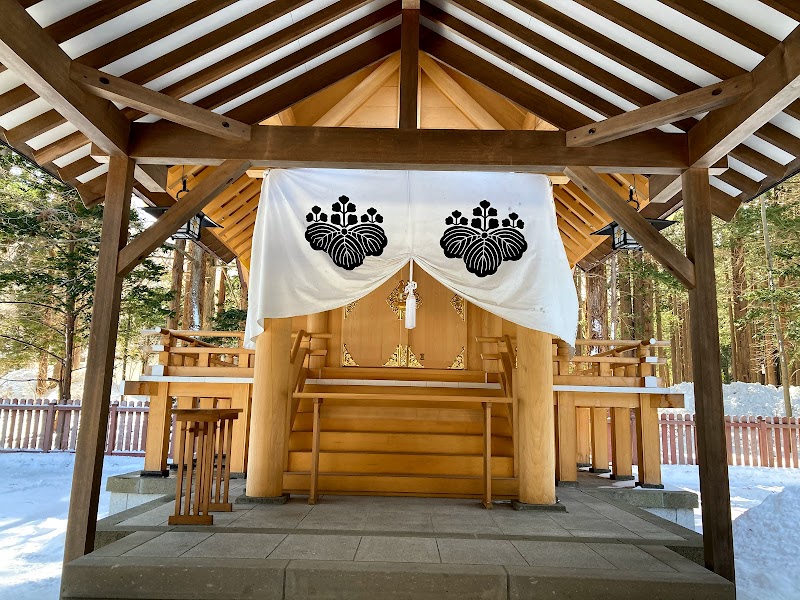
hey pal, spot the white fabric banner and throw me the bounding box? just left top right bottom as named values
left=246, top=168, right=578, bottom=346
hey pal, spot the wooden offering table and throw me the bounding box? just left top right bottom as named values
left=169, top=408, right=241, bottom=526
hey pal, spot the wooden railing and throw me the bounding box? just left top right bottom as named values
left=0, top=398, right=148, bottom=455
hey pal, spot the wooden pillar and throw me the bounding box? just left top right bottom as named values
left=228, top=383, right=251, bottom=475
left=63, top=156, right=135, bottom=563
left=610, top=408, right=634, bottom=480
left=576, top=408, right=591, bottom=466
left=683, top=167, right=735, bottom=581
left=516, top=327, right=556, bottom=505
left=556, top=392, right=577, bottom=485
left=245, top=318, right=292, bottom=499
left=634, top=396, right=662, bottom=487
left=398, top=2, right=419, bottom=129
left=142, top=382, right=171, bottom=475
left=590, top=408, right=610, bottom=473
left=307, top=312, right=329, bottom=370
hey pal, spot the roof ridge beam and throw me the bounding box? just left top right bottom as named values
left=0, top=0, right=129, bottom=157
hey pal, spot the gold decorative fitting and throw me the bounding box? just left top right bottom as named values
left=342, top=344, right=359, bottom=367
left=386, top=279, right=422, bottom=320
left=344, top=300, right=359, bottom=319
left=450, top=294, right=465, bottom=321
left=449, top=347, right=466, bottom=370
left=384, top=345, right=424, bottom=368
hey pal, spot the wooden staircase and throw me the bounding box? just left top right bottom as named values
left=282, top=367, right=519, bottom=499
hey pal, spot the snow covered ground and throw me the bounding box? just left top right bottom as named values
left=661, top=465, right=800, bottom=600
left=0, top=453, right=143, bottom=600
left=669, top=381, right=800, bottom=416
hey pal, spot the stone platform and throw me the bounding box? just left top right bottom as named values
left=62, top=479, right=731, bottom=600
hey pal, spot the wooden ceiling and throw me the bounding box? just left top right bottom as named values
left=1, top=0, right=799, bottom=270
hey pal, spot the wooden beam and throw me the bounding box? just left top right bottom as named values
left=0, top=0, right=129, bottom=156
left=689, top=25, right=800, bottom=168
left=126, top=122, right=689, bottom=173
left=45, top=0, right=149, bottom=44
left=399, top=7, right=420, bottom=129
left=63, top=156, right=135, bottom=563
left=135, top=164, right=168, bottom=193
left=568, top=76, right=752, bottom=147
left=71, top=64, right=251, bottom=142
left=682, top=168, right=735, bottom=581
left=419, top=54, right=502, bottom=129
left=564, top=166, right=696, bottom=288
left=314, top=55, right=401, bottom=127
left=648, top=174, right=683, bottom=204
left=117, top=160, right=250, bottom=277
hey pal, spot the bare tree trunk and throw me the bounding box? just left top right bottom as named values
left=167, top=239, right=186, bottom=330
left=202, top=254, right=216, bottom=329
left=188, top=242, right=205, bottom=330
left=586, top=263, right=607, bottom=354
left=216, top=267, right=227, bottom=315
left=36, top=351, right=49, bottom=397
left=609, top=254, right=618, bottom=339
left=681, top=298, right=692, bottom=381
left=730, top=239, right=751, bottom=382
left=618, top=253, right=634, bottom=340
left=574, top=270, right=584, bottom=354
left=236, top=259, right=248, bottom=310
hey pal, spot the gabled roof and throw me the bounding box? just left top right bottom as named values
left=1, top=0, right=798, bottom=269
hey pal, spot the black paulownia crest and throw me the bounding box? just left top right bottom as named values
left=440, top=199, right=527, bottom=277
left=305, top=195, right=388, bottom=270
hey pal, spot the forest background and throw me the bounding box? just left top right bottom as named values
left=0, top=145, right=797, bottom=405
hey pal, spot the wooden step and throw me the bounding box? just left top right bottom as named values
left=288, top=451, right=514, bottom=478
left=292, top=412, right=512, bottom=436
left=314, top=367, right=498, bottom=383
left=288, top=431, right=513, bottom=456
left=283, top=472, right=518, bottom=498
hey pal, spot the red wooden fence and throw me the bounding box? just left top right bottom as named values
left=3, top=399, right=799, bottom=468
left=0, top=398, right=148, bottom=455
left=659, top=413, right=800, bottom=468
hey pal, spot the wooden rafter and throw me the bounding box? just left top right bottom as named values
left=314, top=55, right=400, bottom=127
left=0, top=0, right=129, bottom=156
left=225, top=28, right=401, bottom=125
left=71, top=63, right=251, bottom=142
left=399, top=4, right=420, bottom=129
left=419, top=54, right=502, bottom=130
left=568, top=76, right=752, bottom=147
left=689, top=25, right=800, bottom=168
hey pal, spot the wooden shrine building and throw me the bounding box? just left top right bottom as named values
left=2, top=1, right=800, bottom=597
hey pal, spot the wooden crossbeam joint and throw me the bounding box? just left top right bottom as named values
left=564, top=166, right=696, bottom=289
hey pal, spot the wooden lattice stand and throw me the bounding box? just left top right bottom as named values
left=169, top=408, right=241, bottom=526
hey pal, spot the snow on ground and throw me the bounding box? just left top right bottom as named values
left=732, top=486, right=800, bottom=600
left=661, top=465, right=800, bottom=600
left=0, top=453, right=143, bottom=600
left=669, top=381, right=800, bottom=416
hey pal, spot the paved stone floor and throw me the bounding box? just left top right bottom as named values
left=63, top=483, right=733, bottom=599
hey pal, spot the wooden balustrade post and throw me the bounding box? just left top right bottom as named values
left=63, top=156, right=135, bottom=563
left=576, top=408, right=591, bottom=467
left=556, top=392, right=577, bottom=486
left=228, top=383, right=251, bottom=476
left=307, top=312, right=329, bottom=369
left=590, top=408, right=610, bottom=473
left=142, top=382, right=171, bottom=476
left=635, top=395, right=663, bottom=488
left=610, top=408, right=634, bottom=480
left=514, top=327, right=559, bottom=508
left=243, top=318, right=292, bottom=502
left=106, top=402, right=119, bottom=455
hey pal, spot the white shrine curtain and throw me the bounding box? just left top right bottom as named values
left=245, top=168, right=578, bottom=346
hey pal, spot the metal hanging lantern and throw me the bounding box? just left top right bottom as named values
left=591, top=185, right=675, bottom=251
left=142, top=176, right=221, bottom=241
